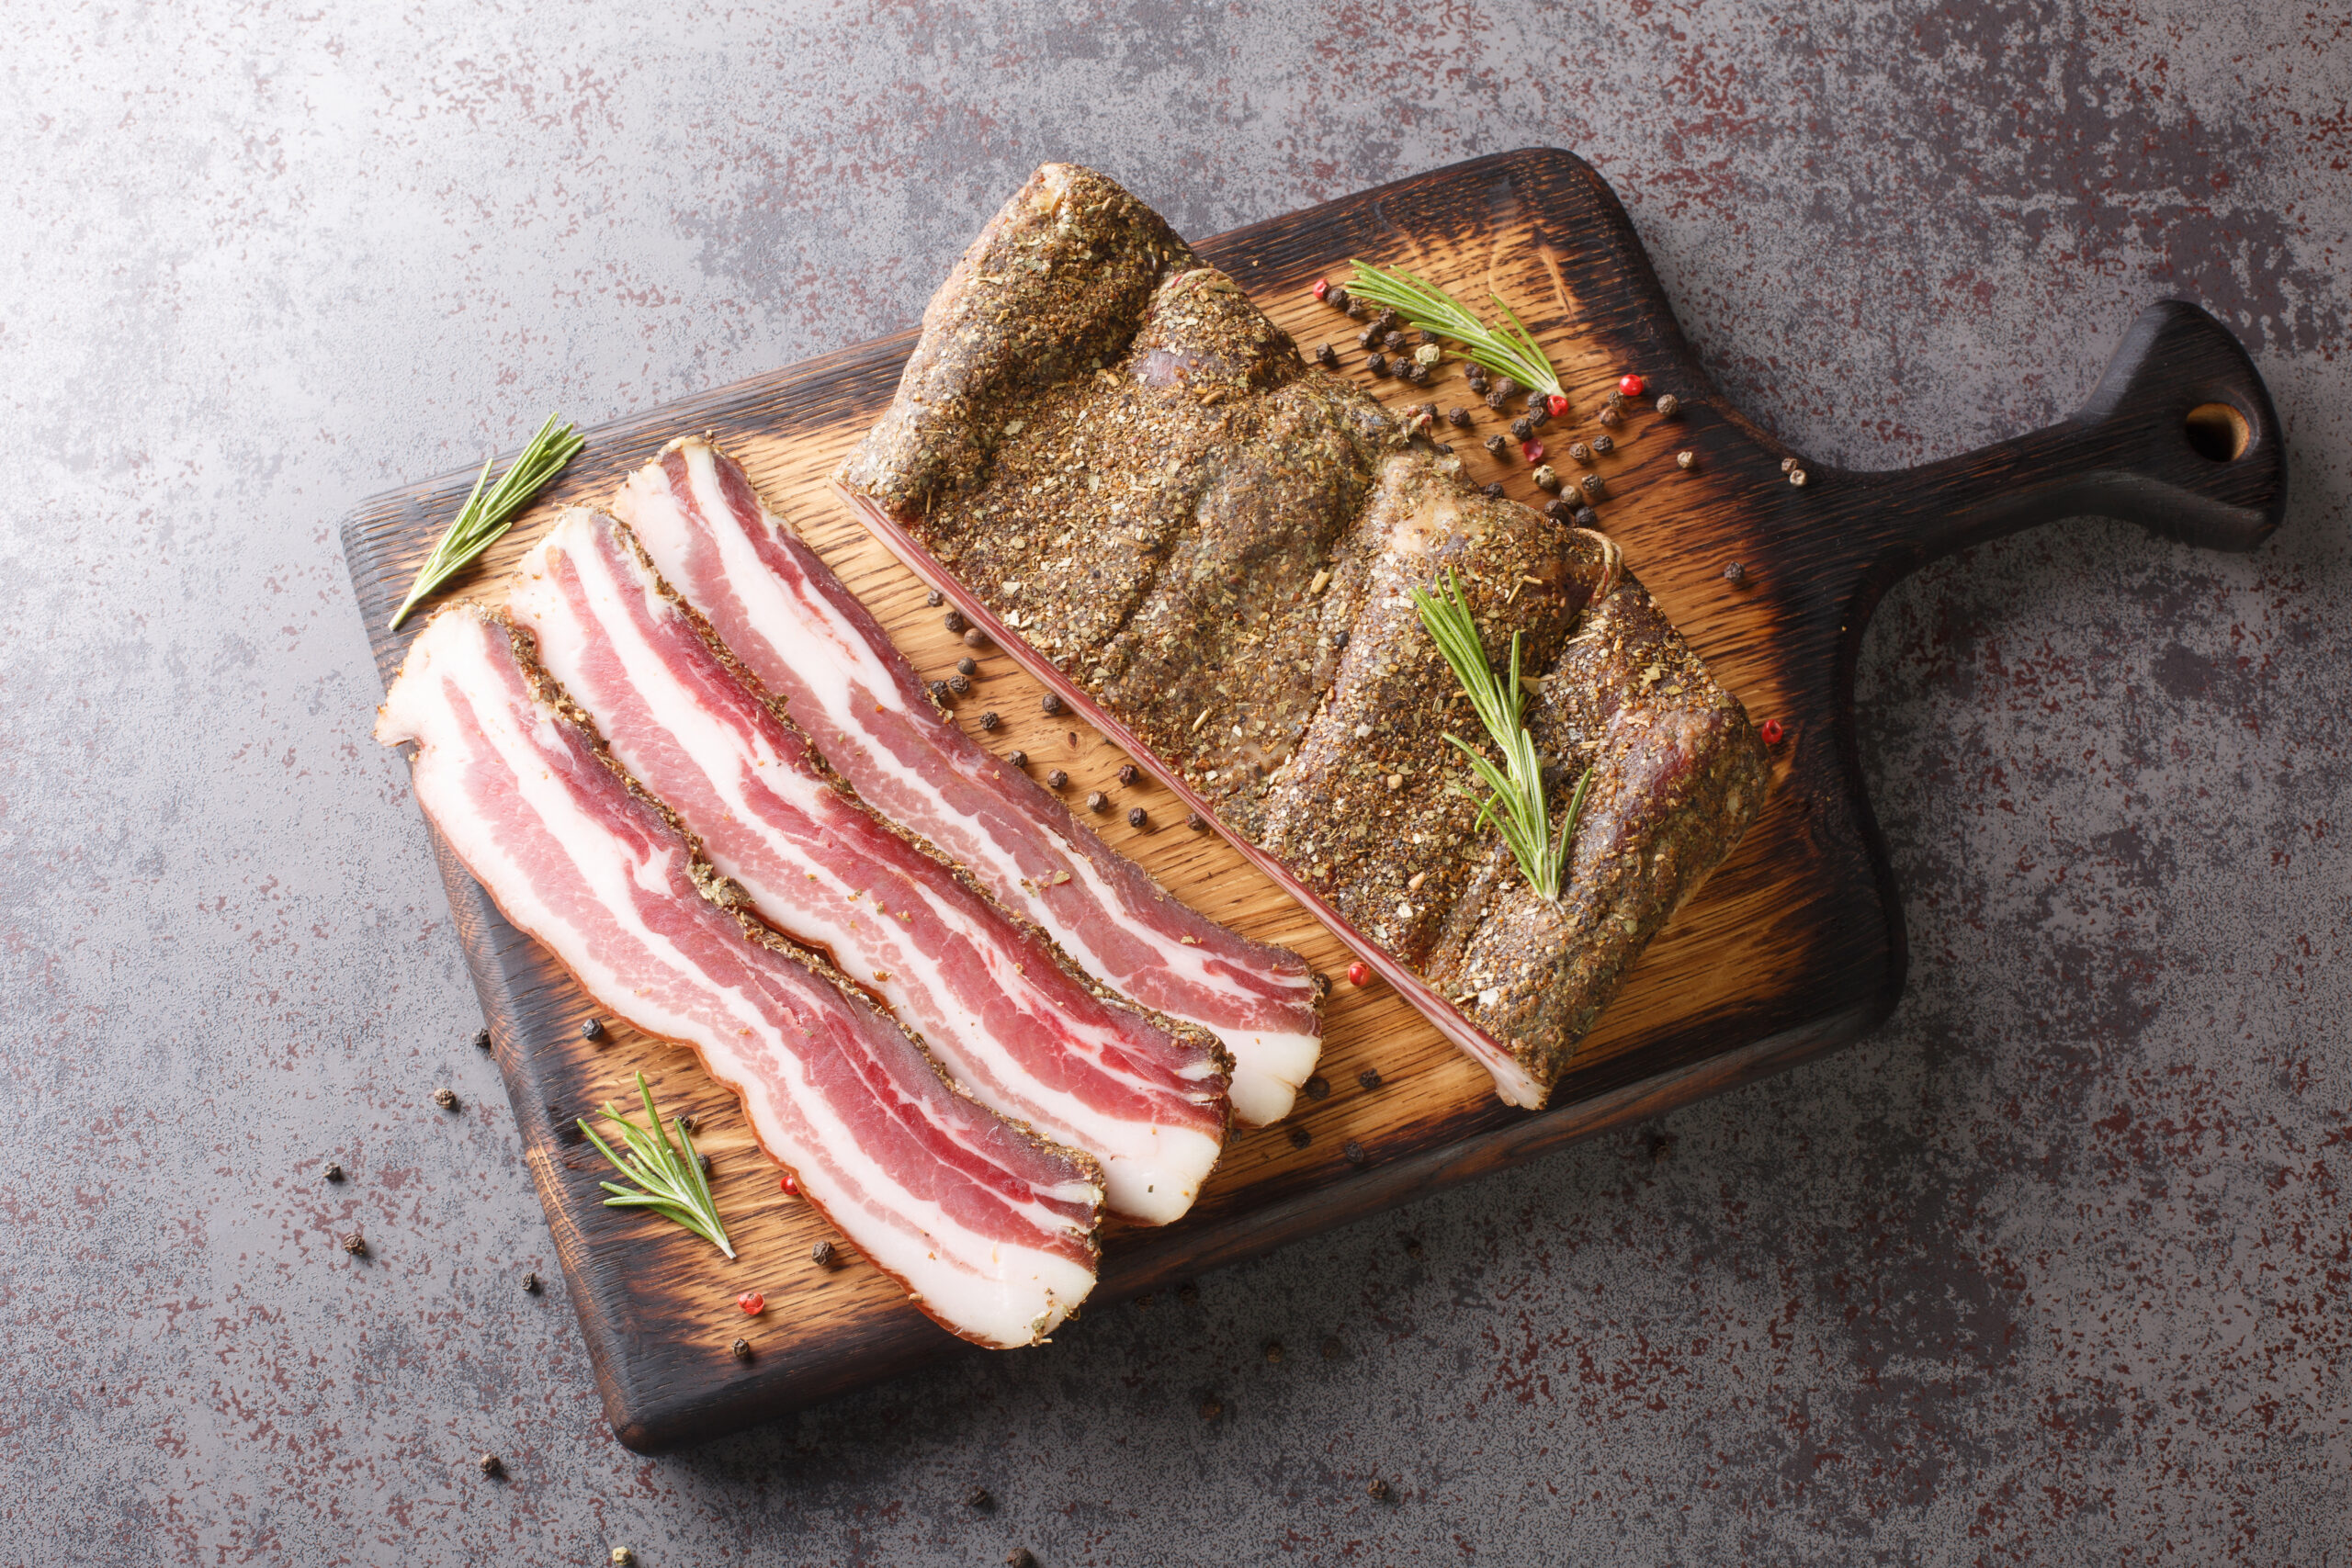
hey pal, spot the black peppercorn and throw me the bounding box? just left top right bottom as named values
left=966, top=1485, right=995, bottom=1511
left=1445, top=406, right=1471, bottom=428
left=1723, top=560, right=1747, bottom=585
left=581, top=1018, right=604, bottom=1041
left=924, top=589, right=943, bottom=607
left=1374, top=306, right=1399, bottom=333
left=1381, top=330, right=1406, bottom=354
left=1598, top=405, right=1623, bottom=428
left=1491, top=376, right=1520, bottom=402
left=1483, top=434, right=1508, bottom=457
left=1366, top=352, right=1388, bottom=377
left=1568, top=440, right=1592, bottom=465
left=1126, top=807, right=1148, bottom=829
left=1117, top=762, right=1139, bottom=787
left=1199, top=1396, right=1225, bottom=1421
left=1580, top=473, right=1606, bottom=499
left=1316, top=343, right=1339, bottom=367
left=1356, top=325, right=1380, bottom=349
left=479, top=1453, right=503, bottom=1478
left=1263, top=1339, right=1285, bottom=1364
left=730, top=1337, right=752, bottom=1361
left=1303, top=1074, right=1331, bottom=1100
left=1544, top=498, right=1574, bottom=523
left=1288, top=1126, right=1311, bottom=1149
left=956, top=656, right=976, bottom=677
left=1343, top=1141, right=1366, bottom=1166
left=1573, top=505, right=1600, bottom=529
left=343, top=1233, right=367, bottom=1257
left=947, top=673, right=970, bottom=695
left=1403, top=361, right=1428, bottom=385
left=522, top=1270, right=540, bottom=1293
left=696, top=1153, right=713, bottom=1178
left=1526, top=389, right=1550, bottom=417
left=1655, top=393, right=1681, bottom=418
left=1367, top=1477, right=1393, bottom=1502
left=1465, top=368, right=1488, bottom=391
left=1480, top=481, right=1505, bottom=499
left=928, top=679, right=952, bottom=705
left=322, top=1161, right=344, bottom=1182
left=1040, top=693, right=1064, bottom=716
left=1510, top=415, right=1533, bottom=442
left=1005, top=750, right=1027, bottom=769
left=1187, top=811, right=1206, bottom=830
left=1327, top=285, right=1350, bottom=311
left=1591, top=434, right=1614, bottom=456
left=471, top=1027, right=491, bottom=1052
left=943, top=610, right=967, bottom=633
left=1086, top=791, right=1108, bottom=813
left=811, top=1239, right=839, bottom=1269
left=1332, top=629, right=1349, bottom=649
left=1358, top=1067, right=1384, bottom=1090
left=978, top=710, right=1000, bottom=731
left=1046, top=768, right=1069, bottom=789
left=1484, top=386, right=1511, bottom=411
left=963, top=627, right=989, bottom=649
left=433, top=1087, right=458, bottom=1111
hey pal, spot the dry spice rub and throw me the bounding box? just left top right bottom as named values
left=839, top=164, right=1767, bottom=1107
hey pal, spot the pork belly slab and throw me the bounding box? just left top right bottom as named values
left=614, top=439, right=1324, bottom=1125
left=374, top=604, right=1101, bottom=1347
left=509, top=507, right=1229, bottom=1224
left=836, top=163, right=1769, bottom=1107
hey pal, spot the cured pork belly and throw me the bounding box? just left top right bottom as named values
left=615, top=439, right=1324, bottom=1125
left=836, top=164, right=1768, bottom=1108
left=374, top=604, right=1101, bottom=1347
left=509, top=507, right=1229, bottom=1224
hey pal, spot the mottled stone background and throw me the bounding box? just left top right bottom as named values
left=6, top=3, right=2346, bottom=1563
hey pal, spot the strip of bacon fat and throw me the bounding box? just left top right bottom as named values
left=614, top=439, right=1324, bottom=1123
left=374, top=604, right=1101, bottom=1347
left=510, top=509, right=1229, bottom=1223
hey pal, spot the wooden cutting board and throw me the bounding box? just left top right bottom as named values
left=339, top=149, right=2285, bottom=1452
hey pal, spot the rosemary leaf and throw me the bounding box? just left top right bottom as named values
left=388, top=412, right=584, bottom=630
left=1411, top=569, right=1590, bottom=900
left=1344, top=261, right=1563, bottom=397
left=578, top=1073, right=736, bottom=1259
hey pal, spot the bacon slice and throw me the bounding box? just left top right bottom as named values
left=374, top=604, right=1101, bottom=1348
left=508, top=508, right=1229, bottom=1224
left=613, top=439, right=1325, bottom=1124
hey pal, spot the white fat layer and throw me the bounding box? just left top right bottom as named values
left=620, top=445, right=1320, bottom=1124
left=377, top=612, right=1096, bottom=1343
left=513, top=515, right=1221, bottom=1223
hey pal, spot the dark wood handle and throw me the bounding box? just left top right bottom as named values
left=1850, top=300, right=2287, bottom=592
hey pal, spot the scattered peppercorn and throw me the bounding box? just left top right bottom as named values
left=947, top=673, right=970, bottom=695
left=1126, top=807, right=1148, bottom=829
left=1115, top=762, right=1138, bottom=787
left=1358, top=1067, right=1384, bottom=1090
left=611, top=1551, right=635, bottom=1568
left=1544, top=498, right=1573, bottom=523
left=924, top=590, right=943, bottom=608
left=1490, top=375, right=1521, bottom=402
left=1524, top=389, right=1549, bottom=419
left=1572, top=506, right=1599, bottom=529
left=1367, top=1477, right=1394, bottom=1502
left=1445, top=406, right=1472, bottom=429
left=1346, top=960, right=1371, bottom=986
left=1403, top=361, right=1429, bottom=385
left=1343, top=1141, right=1367, bottom=1166
left=343, top=1233, right=367, bottom=1257
left=1723, top=560, right=1747, bottom=585
left=1044, top=770, right=1069, bottom=792
left=1532, top=465, right=1561, bottom=494
left=581, top=1018, right=605, bottom=1041
left=967, top=1485, right=995, bottom=1511
left=1677, top=449, right=1696, bottom=470
left=1199, top=1397, right=1224, bottom=1421
left=1523, top=438, right=1545, bottom=462
left=811, top=1239, right=840, bottom=1269
left=928, top=679, right=952, bottom=705
left=1598, top=405, right=1623, bottom=428
left=1481, top=481, right=1505, bottom=499
left=1546, top=392, right=1571, bottom=418
left=1619, top=372, right=1646, bottom=398
left=1356, top=325, right=1380, bottom=349
left=1006, top=750, right=1027, bottom=769
left=1761, top=719, right=1786, bottom=745
left=1321, top=1336, right=1346, bottom=1360
left=1789, top=468, right=1809, bottom=487
left=963, top=627, right=989, bottom=649
left=1655, top=393, right=1680, bottom=418
left=1380, top=330, right=1405, bottom=355
left=779, top=1171, right=799, bottom=1196
left=1568, top=441, right=1592, bottom=465
left=730, top=1337, right=752, bottom=1361
left=1366, top=352, right=1388, bottom=377
left=1329, top=285, right=1351, bottom=312
left=1510, top=415, right=1533, bottom=443
left=943, top=610, right=967, bottom=633
left=479, top=1453, right=503, bottom=1478
left=1086, top=791, right=1109, bottom=813
left=322, top=1161, right=344, bottom=1182
left=978, top=710, right=1001, bottom=731
left=1591, top=434, right=1614, bottom=456
left=1332, top=629, right=1350, bottom=649
left=1288, top=1126, right=1311, bottom=1150
left=1186, top=811, right=1206, bottom=830
left=1483, top=434, right=1508, bottom=457
left=738, top=1291, right=765, bottom=1316
left=1402, top=1235, right=1424, bottom=1258
left=1374, top=307, right=1399, bottom=333
left=522, top=1270, right=540, bottom=1293
left=1580, top=473, right=1606, bottom=498
left=1263, top=1339, right=1285, bottom=1365
left=471, top=1027, right=492, bottom=1052
left=1781, top=456, right=1800, bottom=473
left=1315, top=343, right=1340, bottom=368
left=1606, top=388, right=1627, bottom=411
left=1311, top=277, right=1329, bottom=301
left=433, top=1087, right=458, bottom=1111
left=1304, top=1074, right=1330, bottom=1100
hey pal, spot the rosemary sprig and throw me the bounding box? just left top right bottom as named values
left=1411, top=569, right=1590, bottom=901
left=1345, top=260, right=1562, bottom=398
left=577, top=1072, right=736, bottom=1259
left=387, top=412, right=585, bottom=630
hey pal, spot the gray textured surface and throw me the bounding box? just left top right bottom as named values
left=6, top=3, right=2346, bottom=1562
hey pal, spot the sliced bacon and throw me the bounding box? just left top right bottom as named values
left=508, top=508, right=1230, bottom=1224
left=374, top=604, right=1101, bottom=1348
left=613, top=439, right=1325, bottom=1124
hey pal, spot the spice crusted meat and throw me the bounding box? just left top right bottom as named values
left=838, top=164, right=1767, bottom=1106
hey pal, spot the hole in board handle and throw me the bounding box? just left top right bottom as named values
left=2184, top=402, right=2251, bottom=463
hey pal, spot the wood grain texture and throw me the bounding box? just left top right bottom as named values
left=338, top=149, right=2285, bottom=1452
